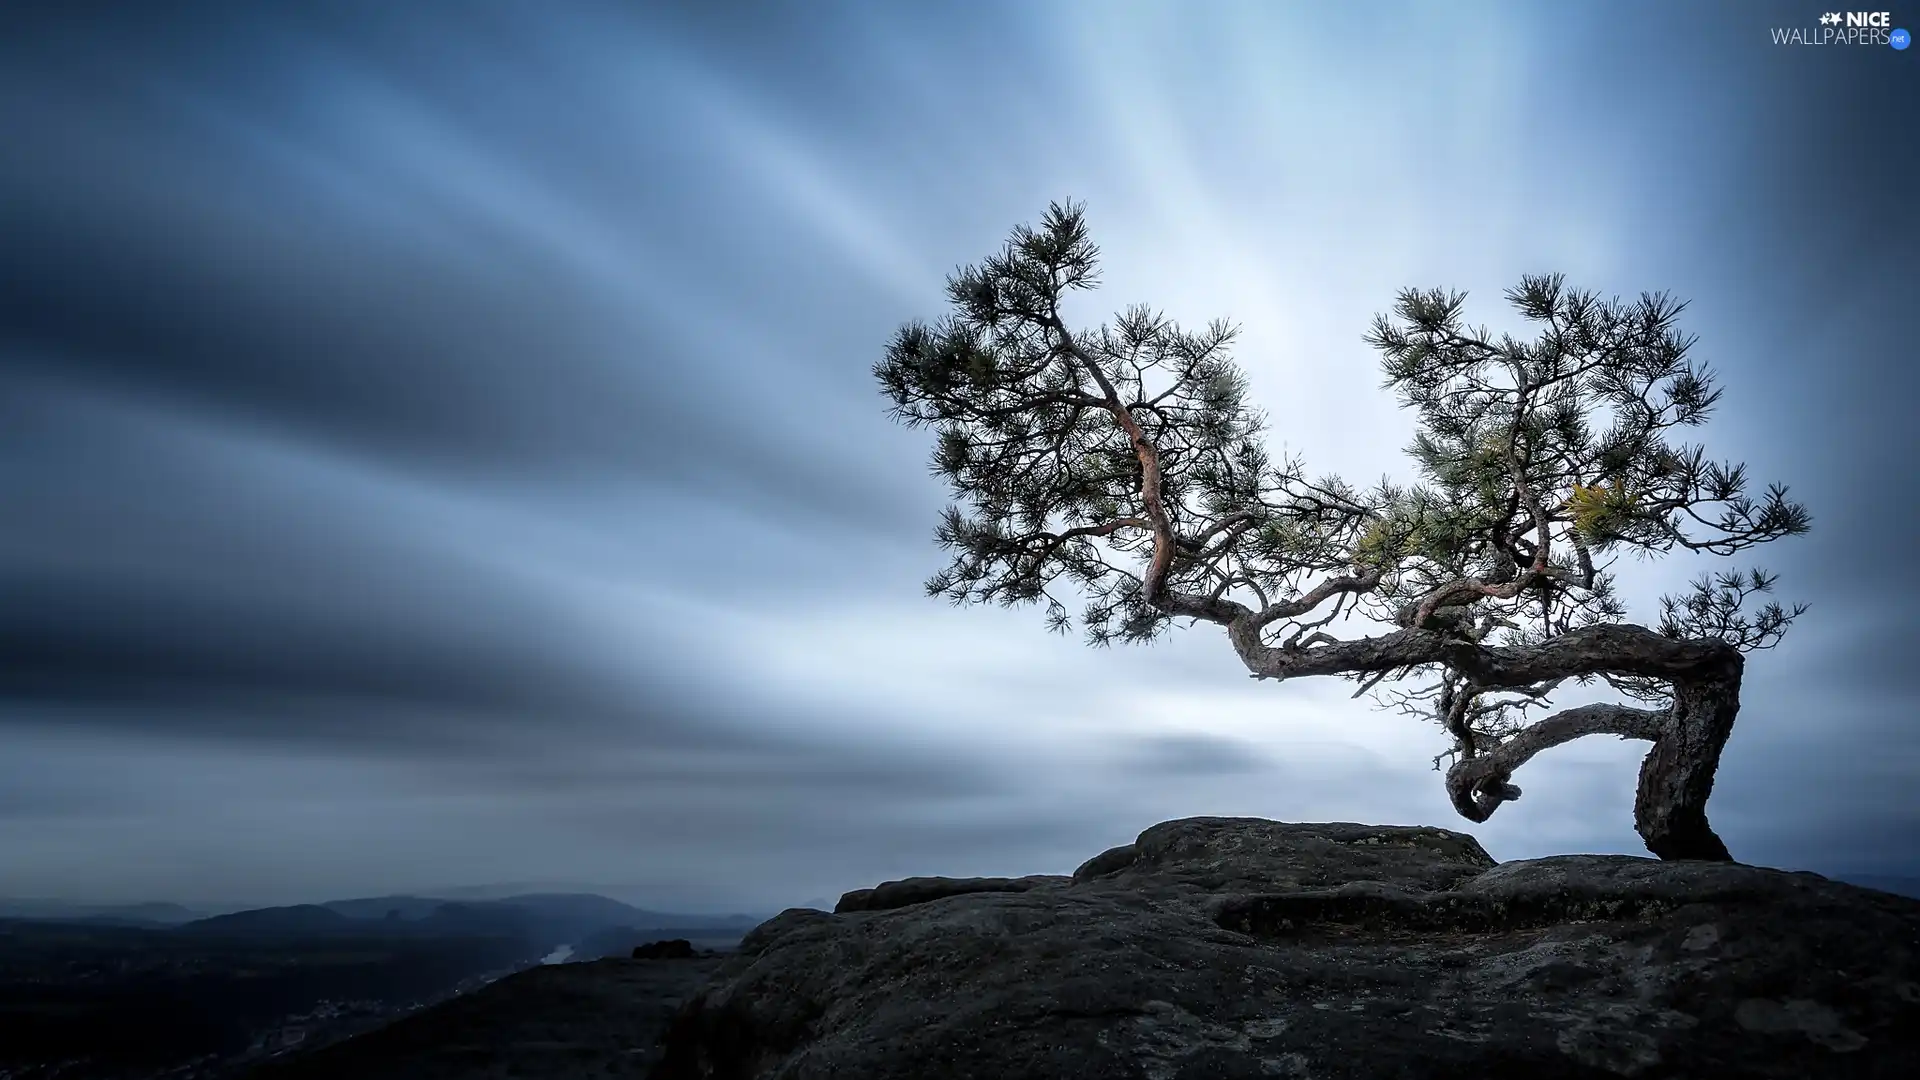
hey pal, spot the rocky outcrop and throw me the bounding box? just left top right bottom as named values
left=834, top=875, right=1071, bottom=914
left=651, top=817, right=1920, bottom=1079
left=633, top=938, right=700, bottom=960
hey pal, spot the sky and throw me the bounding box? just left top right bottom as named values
left=2, top=0, right=1914, bottom=913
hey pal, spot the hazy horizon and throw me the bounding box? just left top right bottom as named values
left=3, top=0, right=1914, bottom=911
left=0, top=883, right=794, bottom=918
left=8, top=861, right=1920, bottom=919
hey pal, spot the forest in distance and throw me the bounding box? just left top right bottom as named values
left=0, top=892, right=755, bottom=1080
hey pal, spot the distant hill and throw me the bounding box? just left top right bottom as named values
left=487, top=893, right=760, bottom=933
left=321, top=895, right=451, bottom=921
left=3, top=892, right=766, bottom=948
left=178, top=901, right=536, bottom=941
left=1832, top=873, right=1920, bottom=899
left=487, top=892, right=659, bottom=932
left=420, top=882, right=772, bottom=920
left=321, top=892, right=761, bottom=934
left=0, top=900, right=209, bottom=925
left=178, top=904, right=357, bottom=937
left=176, top=893, right=758, bottom=949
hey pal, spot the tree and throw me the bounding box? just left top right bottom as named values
left=876, top=201, right=1812, bottom=862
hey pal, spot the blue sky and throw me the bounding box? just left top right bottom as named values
left=1, top=0, right=1913, bottom=911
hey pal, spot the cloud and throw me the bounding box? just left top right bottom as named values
left=1116, top=733, right=1273, bottom=778
left=0, top=0, right=1913, bottom=907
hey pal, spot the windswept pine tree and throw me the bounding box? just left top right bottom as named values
left=877, top=202, right=1811, bottom=862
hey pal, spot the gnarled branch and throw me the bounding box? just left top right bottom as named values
left=1445, top=702, right=1668, bottom=821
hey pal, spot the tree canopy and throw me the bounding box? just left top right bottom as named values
left=876, top=201, right=1810, bottom=861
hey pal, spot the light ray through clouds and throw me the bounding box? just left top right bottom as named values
left=1, top=0, right=1913, bottom=909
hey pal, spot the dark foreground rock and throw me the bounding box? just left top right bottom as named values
left=653, top=818, right=1920, bottom=1079
left=247, top=956, right=722, bottom=1079
left=634, top=938, right=701, bottom=960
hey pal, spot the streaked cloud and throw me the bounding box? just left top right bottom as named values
left=1, top=0, right=1911, bottom=908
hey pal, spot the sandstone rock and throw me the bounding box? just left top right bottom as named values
left=835, top=875, right=1072, bottom=914
left=652, top=817, right=1920, bottom=1079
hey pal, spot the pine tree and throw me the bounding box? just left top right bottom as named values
left=877, top=202, right=1810, bottom=861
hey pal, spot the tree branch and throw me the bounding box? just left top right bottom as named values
left=1445, top=701, right=1669, bottom=821
left=1042, top=308, right=1251, bottom=627
left=1230, top=620, right=1739, bottom=688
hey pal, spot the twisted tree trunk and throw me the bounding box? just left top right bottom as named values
left=1432, top=644, right=1744, bottom=862
left=1634, top=658, right=1742, bottom=861
left=1224, top=614, right=1750, bottom=862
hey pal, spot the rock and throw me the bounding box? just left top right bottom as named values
left=632, top=938, right=698, bottom=960
left=1072, top=842, right=1139, bottom=881
left=651, top=817, right=1920, bottom=1079
left=835, top=875, right=1072, bottom=914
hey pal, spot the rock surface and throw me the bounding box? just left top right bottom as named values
left=834, top=875, right=1072, bottom=914
left=652, top=817, right=1920, bottom=1079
